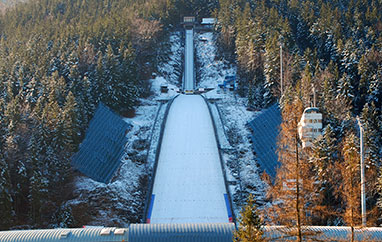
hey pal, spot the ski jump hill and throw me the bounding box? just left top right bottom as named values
left=146, top=26, right=233, bottom=224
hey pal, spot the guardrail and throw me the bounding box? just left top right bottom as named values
left=214, top=102, right=232, bottom=148
left=143, top=94, right=179, bottom=222
left=200, top=95, right=236, bottom=225
left=144, top=102, right=163, bottom=165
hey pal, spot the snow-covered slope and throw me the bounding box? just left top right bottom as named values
left=195, top=31, right=266, bottom=213
left=150, top=95, right=230, bottom=223
left=184, top=29, right=195, bottom=91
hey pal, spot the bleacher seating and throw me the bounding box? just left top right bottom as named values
left=248, top=104, right=281, bottom=178
left=72, top=102, right=131, bottom=183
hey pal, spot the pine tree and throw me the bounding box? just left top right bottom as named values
left=361, top=102, right=382, bottom=168
left=28, top=129, right=49, bottom=227
left=29, top=165, right=49, bottom=227
left=234, top=195, right=264, bottom=242
left=12, top=157, right=30, bottom=225
left=321, top=62, right=339, bottom=124
left=338, top=132, right=362, bottom=241
left=56, top=204, right=75, bottom=228
left=215, top=0, right=238, bottom=53
left=4, top=94, right=22, bottom=133
left=62, top=91, right=80, bottom=153
left=367, top=73, right=382, bottom=109
left=337, top=73, right=355, bottom=111
left=264, top=34, right=280, bottom=102
left=360, top=102, right=382, bottom=224
left=298, top=64, right=313, bottom=107
left=0, top=153, right=13, bottom=230
left=310, top=124, right=340, bottom=225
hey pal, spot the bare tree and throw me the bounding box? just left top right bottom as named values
left=267, top=96, right=319, bottom=242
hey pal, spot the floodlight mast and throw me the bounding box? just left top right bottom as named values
left=280, top=39, right=283, bottom=96
left=357, top=116, right=366, bottom=227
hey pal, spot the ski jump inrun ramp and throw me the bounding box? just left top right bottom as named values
left=146, top=28, right=233, bottom=224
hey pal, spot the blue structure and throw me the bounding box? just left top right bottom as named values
left=248, top=104, right=281, bottom=178
left=218, top=75, right=236, bottom=90
left=72, top=103, right=131, bottom=183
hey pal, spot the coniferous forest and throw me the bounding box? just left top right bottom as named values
left=213, top=0, right=382, bottom=229
left=0, top=0, right=216, bottom=229
left=1, top=0, right=382, bottom=232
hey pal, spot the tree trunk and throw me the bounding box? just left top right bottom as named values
left=351, top=225, right=354, bottom=242
left=296, top=128, right=302, bottom=242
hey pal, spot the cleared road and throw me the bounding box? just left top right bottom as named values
left=149, top=95, right=230, bottom=223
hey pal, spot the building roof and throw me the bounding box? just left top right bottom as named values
left=264, top=226, right=382, bottom=241
left=201, top=18, right=216, bottom=24
left=0, top=227, right=128, bottom=242
left=303, top=107, right=320, bottom=113
left=2, top=225, right=382, bottom=241
left=129, top=223, right=235, bottom=242
left=0, top=224, right=235, bottom=242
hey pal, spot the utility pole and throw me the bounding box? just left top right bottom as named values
left=280, top=42, right=283, bottom=96
left=357, top=117, right=366, bottom=227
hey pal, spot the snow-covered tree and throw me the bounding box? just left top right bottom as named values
left=310, top=124, right=340, bottom=225
left=264, top=34, right=280, bottom=102
left=338, top=132, right=362, bottom=239
left=28, top=129, right=49, bottom=227
left=0, top=153, right=13, bottom=230
left=62, top=91, right=80, bottom=153
left=361, top=102, right=382, bottom=168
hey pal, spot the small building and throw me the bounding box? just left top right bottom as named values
left=183, top=16, right=196, bottom=28
left=160, top=85, right=168, bottom=93
left=298, top=107, right=323, bottom=148
left=183, top=16, right=195, bottom=23
left=201, top=18, right=216, bottom=25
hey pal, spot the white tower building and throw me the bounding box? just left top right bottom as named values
left=298, top=107, right=323, bottom=148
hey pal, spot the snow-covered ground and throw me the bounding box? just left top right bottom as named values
left=195, top=31, right=266, bottom=214
left=66, top=97, right=159, bottom=227
left=157, top=31, right=183, bottom=86
left=66, top=32, right=184, bottom=227
left=150, top=95, right=230, bottom=223
left=195, top=32, right=236, bottom=90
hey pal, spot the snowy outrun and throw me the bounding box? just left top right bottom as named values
left=150, top=95, right=229, bottom=223
left=149, top=27, right=230, bottom=223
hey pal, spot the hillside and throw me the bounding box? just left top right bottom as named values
left=0, top=0, right=381, bottom=234
left=213, top=0, right=382, bottom=227
left=0, top=0, right=214, bottom=229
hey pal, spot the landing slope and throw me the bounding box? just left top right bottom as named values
left=150, top=95, right=229, bottom=223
